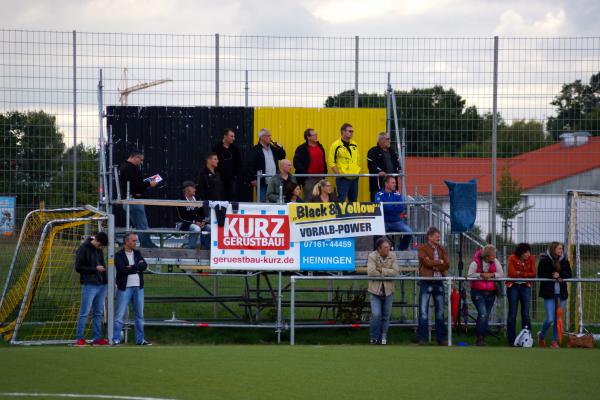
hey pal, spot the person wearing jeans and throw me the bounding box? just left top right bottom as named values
left=119, top=150, right=158, bottom=248
left=113, top=232, right=151, bottom=346
left=367, top=238, right=400, bottom=345
left=537, top=242, right=572, bottom=348
left=468, top=245, right=504, bottom=346
left=74, top=232, right=109, bottom=346
left=329, top=123, right=360, bottom=202
left=506, top=243, right=536, bottom=346
left=375, top=175, right=413, bottom=251
left=177, top=181, right=210, bottom=249
left=417, top=227, right=450, bottom=345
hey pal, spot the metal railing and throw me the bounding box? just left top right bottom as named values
left=289, top=275, right=600, bottom=346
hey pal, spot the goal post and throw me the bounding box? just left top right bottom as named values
left=565, top=190, right=600, bottom=332
left=0, top=208, right=107, bottom=344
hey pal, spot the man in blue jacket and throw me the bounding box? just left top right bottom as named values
left=375, top=175, right=413, bottom=250
left=112, top=232, right=151, bottom=345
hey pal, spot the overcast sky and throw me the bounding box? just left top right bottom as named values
left=2, top=0, right=599, bottom=36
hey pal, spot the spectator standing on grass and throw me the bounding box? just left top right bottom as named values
left=506, top=242, right=536, bottom=346
left=197, top=153, right=226, bottom=201
left=367, top=237, right=400, bottom=345
left=249, top=128, right=286, bottom=202
left=119, top=150, right=158, bottom=248
left=468, top=244, right=505, bottom=346
left=176, top=181, right=210, bottom=250
left=112, top=232, right=151, bottom=346
left=309, top=179, right=339, bottom=203
left=284, top=182, right=304, bottom=203
left=74, top=232, right=109, bottom=346
left=212, top=128, right=242, bottom=201
left=375, top=175, right=412, bottom=251
left=367, top=132, right=401, bottom=201
left=416, top=227, right=450, bottom=345
left=537, top=241, right=572, bottom=349
left=293, top=128, right=327, bottom=197
left=328, top=123, right=360, bottom=202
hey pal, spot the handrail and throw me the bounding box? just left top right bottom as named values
left=288, top=275, right=600, bottom=346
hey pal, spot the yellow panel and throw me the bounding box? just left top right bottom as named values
left=254, top=108, right=387, bottom=202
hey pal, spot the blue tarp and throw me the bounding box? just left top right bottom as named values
left=445, top=179, right=477, bottom=233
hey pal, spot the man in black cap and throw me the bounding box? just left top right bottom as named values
left=74, top=231, right=109, bottom=346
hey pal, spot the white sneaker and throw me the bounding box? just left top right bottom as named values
left=381, top=338, right=387, bottom=345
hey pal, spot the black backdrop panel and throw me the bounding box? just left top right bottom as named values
left=107, top=106, right=254, bottom=228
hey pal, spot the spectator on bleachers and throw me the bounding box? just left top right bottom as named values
left=309, top=179, right=338, bottom=203
left=197, top=153, right=225, bottom=201
left=328, top=123, right=360, bottom=202
left=249, top=128, right=286, bottom=202
left=284, top=182, right=304, bottom=203
left=367, top=237, right=400, bottom=345
left=119, top=150, right=158, bottom=248
left=367, top=132, right=401, bottom=201
left=375, top=175, right=412, bottom=251
left=266, top=159, right=296, bottom=203
left=537, top=242, right=572, bottom=348
left=468, top=244, right=504, bottom=346
left=417, top=227, right=449, bottom=345
left=212, top=128, right=242, bottom=201
left=506, top=242, right=536, bottom=346
left=176, top=181, right=209, bottom=250
left=293, top=128, right=327, bottom=197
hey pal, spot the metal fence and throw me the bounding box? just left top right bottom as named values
left=2, top=31, right=600, bottom=247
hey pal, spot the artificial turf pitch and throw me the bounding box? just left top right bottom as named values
left=0, top=345, right=599, bottom=399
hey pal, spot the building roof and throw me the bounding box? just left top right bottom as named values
left=405, top=137, right=600, bottom=196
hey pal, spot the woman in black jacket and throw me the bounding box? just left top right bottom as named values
left=537, top=241, right=572, bottom=348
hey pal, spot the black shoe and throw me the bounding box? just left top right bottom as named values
left=369, top=339, right=379, bottom=345
left=137, top=340, right=153, bottom=346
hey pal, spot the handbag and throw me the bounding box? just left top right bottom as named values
left=566, top=330, right=594, bottom=348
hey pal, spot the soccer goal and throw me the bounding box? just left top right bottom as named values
left=565, top=190, right=600, bottom=332
left=0, top=207, right=107, bottom=344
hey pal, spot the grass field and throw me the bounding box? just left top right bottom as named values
left=1, top=345, right=599, bottom=400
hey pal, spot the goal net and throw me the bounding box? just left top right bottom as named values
left=565, top=190, right=600, bottom=332
left=0, top=207, right=106, bottom=344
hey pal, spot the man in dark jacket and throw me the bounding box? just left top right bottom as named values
left=112, top=232, right=151, bottom=346
left=249, top=128, right=286, bottom=202
left=293, top=128, right=327, bottom=197
left=212, top=128, right=242, bottom=201
left=197, top=153, right=226, bottom=201
left=74, top=231, right=109, bottom=346
left=119, top=150, right=158, bottom=248
left=367, top=132, right=401, bottom=201
left=176, top=181, right=210, bottom=249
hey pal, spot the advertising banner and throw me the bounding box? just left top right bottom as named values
left=0, top=196, right=16, bottom=236
left=288, top=202, right=385, bottom=242
left=210, top=203, right=299, bottom=270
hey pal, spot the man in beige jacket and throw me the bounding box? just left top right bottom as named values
left=367, top=237, right=400, bottom=344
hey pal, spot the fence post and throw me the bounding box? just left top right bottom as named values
left=490, top=36, right=499, bottom=246
left=244, top=70, right=249, bottom=107
left=354, top=36, right=359, bottom=108
left=107, top=213, right=115, bottom=343
left=447, top=277, right=453, bottom=346
left=290, top=276, right=296, bottom=345
left=72, top=30, right=77, bottom=207
left=215, top=33, right=220, bottom=107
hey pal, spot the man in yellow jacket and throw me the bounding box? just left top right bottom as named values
left=328, top=123, right=361, bottom=202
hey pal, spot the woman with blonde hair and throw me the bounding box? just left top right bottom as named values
left=309, top=179, right=338, bottom=202
left=537, top=241, right=572, bottom=348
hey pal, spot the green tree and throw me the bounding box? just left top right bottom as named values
left=0, top=111, right=65, bottom=220
left=547, top=72, right=600, bottom=139
left=50, top=144, right=99, bottom=207
left=497, top=168, right=532, bottom=243
left=325, top=86, right=483, bottom=156
left=498, top=120, right=548, bottom=157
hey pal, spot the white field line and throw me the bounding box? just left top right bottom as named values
left=0, top=394, right=178, bottom=400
